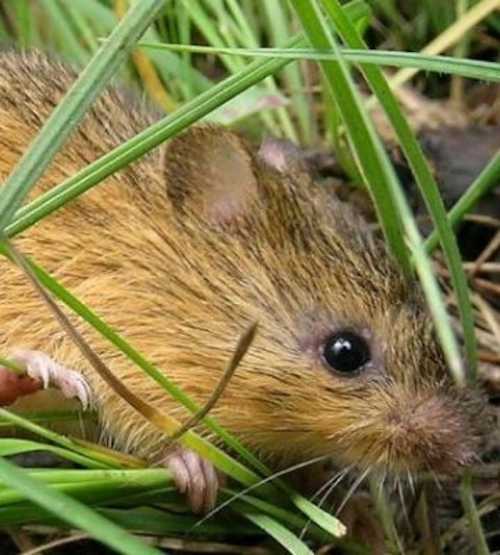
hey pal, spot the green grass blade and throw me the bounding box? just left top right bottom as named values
left=425, top=152, right=500, bottom=254
left=290, top=0, right=411, bottom=273
left=137, top=44, right=500, bottom=82
left=7, top=0, right=368, bottom=238
left=242, top=511, right=314, bottom=555
left=320, top=0, right=473, bottom=380
left=0, top=0, right=167, bottom=232
left=0, top=457, right=163, bottom=555
left=0, top=438, right=107, bottom=469
left=460, top=471, right=490, bottom=555
left=0, top=408, right=117, bottom=469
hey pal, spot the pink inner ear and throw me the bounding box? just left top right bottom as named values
left=164, top=125, right=260, bottom=225
left=201, top=143, right=258, bottom=225
left=258, top=137, right=303, bottom=173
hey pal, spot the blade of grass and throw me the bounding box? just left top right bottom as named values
left=7, top=0, right=368, bottom=238
left=138, top=43, right=500, bottom=82
left=0, top=408, right=120, bottom=469
left=0, top=0, right=167, bottom=232
left=0, top=457, right=163, bottom=555
left=40, top=0, right=90, bottom=66
left=425, top=152, right=500, bottom=254
left=115, top=0, right=177, bottom=112
left=0, top=438, right=106, bottom=468
left=261, top=2, right=313, bottom=142
left=242, top=511, right=314, bottom=555
left=321, top=0, right=474, bottom=379
left=290, top=0, right=411, bottom=272
left=381, top=0, right=500, bottom=96
left=460, top=471, right=490, bottom=555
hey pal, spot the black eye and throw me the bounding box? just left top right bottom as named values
left=323, top=331, right=370, bottom=375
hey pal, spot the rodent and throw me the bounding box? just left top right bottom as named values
left=0, top=50, right=486, bottom=513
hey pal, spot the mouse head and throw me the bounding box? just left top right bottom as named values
left=162, top=125, right=486, bottom=478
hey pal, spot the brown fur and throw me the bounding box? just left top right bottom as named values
left=0, top=50, right=484, bottom=475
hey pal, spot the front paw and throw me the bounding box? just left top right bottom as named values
left=163, top=448, right=220, bottom=514
left=7, top=349, right=92, bottom=409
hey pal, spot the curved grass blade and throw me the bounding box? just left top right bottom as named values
left=241, top=511, right=314, bottom=555
left=425, top=152, right=500, bottom=254
left=138, top=43, right=500, bottom=83
left=0, top=438, right=107, bottom=469
left=290, top=0, right=411, bottom=274
left=0, top=0, right=166, bottom=232
left=320, top=0, right=474, bottom=379
left=0, top=408, right=135, bottom=469
left=7, top=0, right=368, bottom=238
left=0, top=457, right=163, bottom=555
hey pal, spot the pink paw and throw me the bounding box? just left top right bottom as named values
left=164, top=448, right=220, bottom=514
left=10, top=349, right=92, bottom=409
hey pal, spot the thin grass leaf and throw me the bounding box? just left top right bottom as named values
left=460, top=471, right=490, bottom=555
left=40, top=0, right=90, bottom=65
left=0, top=457, right=163, bottom=555
left=0, top=0, right=167, bottom=232
left=383, top=0, right=500, bottom=96
left=0, top=408, right=120, bottom=469
left=7, top=0, right=368, bottom=238
left=290, top=0, right=411, bottom=271
left=241, top=511, right=315, bottom=555
left=138, top=43, right=500, bottom=82
left=0, top=409, right=93, bottom=427
left=0, top=438, right=108, bottom=469
left=425, top=152, right=500, bottom=254
left=320, top=0, right=474, bottom=379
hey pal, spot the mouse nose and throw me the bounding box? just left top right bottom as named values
left=384, top=395, right=479, bottom=475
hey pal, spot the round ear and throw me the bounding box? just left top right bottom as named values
left=257, top=136, right=308, bottom=174
left=164, top=125, right=260, bottom=225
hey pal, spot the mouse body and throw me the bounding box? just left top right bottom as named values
left=0, top=50, right=484, bottom=513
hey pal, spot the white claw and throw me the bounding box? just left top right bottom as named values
left=11, top=349, right=92, bottom=409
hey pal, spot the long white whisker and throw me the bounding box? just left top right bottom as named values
left=309, top=464, right=354, bottom=504
left=192, top=454, right=328, bottom=530
left=299, top=464, right=353, bottom=540
left=336, top=466, right=370, bottom=516
left=430, top=470, right=443, bottom=492
left=407, top=469, right=416, bottom=496
left=398, top=476, right=410, bottom=527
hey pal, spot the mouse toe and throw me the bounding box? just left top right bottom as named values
left=163, top=447, right=220, bottom=514
left=10, top=349, right=92, bottom=409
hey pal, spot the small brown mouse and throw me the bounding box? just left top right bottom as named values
left=0, top=50, right=486, bottom=515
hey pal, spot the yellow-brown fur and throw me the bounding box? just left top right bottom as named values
left=0, top=50, right=484, bottom=476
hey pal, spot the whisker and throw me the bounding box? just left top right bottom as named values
left=309, top=464, right=354, bottom=504
left=397, top=476, right=410, bottom=528
left=430, top=470, right=443, bottom=492
left=336, top=466, right=371, bottom=516
left=299, top=464, right=353, bottom=540
left=192, top=454, right=328, bottom=530
left=407, top=469, right=416, bottom=496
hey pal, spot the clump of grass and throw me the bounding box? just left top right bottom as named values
left=0, top=1, right=498, bottom=553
